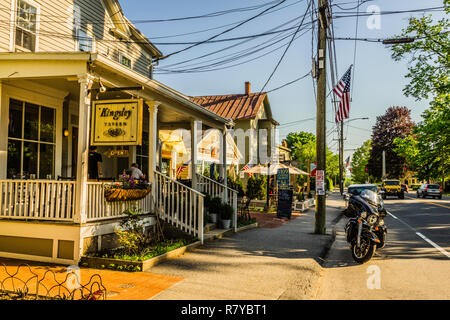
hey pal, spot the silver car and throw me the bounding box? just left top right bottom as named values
left=417, top=184, right=443, bottom=199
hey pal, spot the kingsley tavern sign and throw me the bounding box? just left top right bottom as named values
left=91, top=99, right=143, bottom=146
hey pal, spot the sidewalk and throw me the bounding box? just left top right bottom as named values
left=148, top=192, right=345, bottom=300
left=0, top=192, right=345, bottom=300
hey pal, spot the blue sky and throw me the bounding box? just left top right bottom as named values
left=120, top=0, right=445, bottom=161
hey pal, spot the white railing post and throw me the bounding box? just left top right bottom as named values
left=233, top=191, right=238, bottom=232
left=198, top=195, right=204, bottom=244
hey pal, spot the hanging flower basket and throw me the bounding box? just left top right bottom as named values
left=104, top=187, right=151, bottom=202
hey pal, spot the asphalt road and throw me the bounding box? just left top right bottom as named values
left=315, top=192, right=450, bottom=300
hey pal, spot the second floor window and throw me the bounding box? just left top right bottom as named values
left=77, top=29, right=93, bottom=52
left=120, top=53, right=132, bottom=68
left=15, top=0, right=37, bottom=51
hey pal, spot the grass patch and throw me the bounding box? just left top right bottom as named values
left=237, top=218, right=257, bottom=228
left=93, top=238, right=197, bottom=262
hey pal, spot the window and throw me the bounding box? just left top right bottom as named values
left=15, top=0, right=38, bottom=51
left=7, top=99, right=56, bottom=179
left=77, top=29, right=93, bottom=52
left=119, top=53, right=132, bottom=68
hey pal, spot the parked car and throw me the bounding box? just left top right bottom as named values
left=417, top=184, right=443, bottom=199
left=380, top=180, right=404, bottom=199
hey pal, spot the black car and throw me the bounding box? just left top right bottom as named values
left=417, top=184, right=443, bottom=199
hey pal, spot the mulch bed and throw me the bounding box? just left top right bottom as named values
left=249, top=211, right=305, bottom=229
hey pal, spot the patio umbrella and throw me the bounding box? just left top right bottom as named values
left=243, top=163, right=309, bottom=175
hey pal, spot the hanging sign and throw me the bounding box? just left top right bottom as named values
left=91, top=99, right=143, bottom=146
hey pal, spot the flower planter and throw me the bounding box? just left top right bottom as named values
left=221, top=219, right=231, bottom=229
left=209, top=213, right=218, bottom=223
left=104, top=188, right=151, bottom=202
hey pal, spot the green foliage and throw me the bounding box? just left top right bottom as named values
left=390, top=4, right=449, bottom=184
left=351, top=140, right=372, bottom=183
left=390, top=5, right=449, bottom=100
left=227, top=174, right=245, bottom=197
left=115, top=207, right=147, bottom=256
left=208, top=197, right=223, bottom=214
left=220, top=203, right=234, bottom=220
left=297, top=192, right=305, bottom=202
left=285, top=132, right=316, bottom=153
left=246, top=175, right=267, bottom=200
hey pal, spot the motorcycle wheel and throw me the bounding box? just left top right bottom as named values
left=351, top=238, right=376, bottom=263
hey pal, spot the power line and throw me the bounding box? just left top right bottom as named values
left=159, top=0, right=288, bottom=60
left=259, top=0, right=312, bottom=93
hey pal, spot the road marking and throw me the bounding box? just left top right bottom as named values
left=386, top=211, right=450, bottom=259
left=416, top=232, right=450, bottom=259
left=406, top=196, right=450, bottom=209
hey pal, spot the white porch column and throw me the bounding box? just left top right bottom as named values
left=0, top=81, right=6, bottom=179
left=74, top=75, right=93, bottom=224
left=147, top=101, right=160, bottom=197
left=190, top=120, right=201, bottom=191
left=221, top=127, right=228, bottom=201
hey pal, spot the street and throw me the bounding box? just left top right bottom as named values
left=316, top=192, right=450, bottom=299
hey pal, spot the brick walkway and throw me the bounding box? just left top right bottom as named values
left=250, top=211, right=305, bottom=228
left=0, top=258, right=183, bottom=300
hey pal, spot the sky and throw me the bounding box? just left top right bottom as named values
left=120, top=0, right=446, bottom=163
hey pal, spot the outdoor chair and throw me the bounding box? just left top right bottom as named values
left=57, top=176, right=75, bottom=181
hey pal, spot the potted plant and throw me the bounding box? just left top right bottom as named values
left=208, top=197, right=222, bottom=223
left=220, top=203, right=233, bottom=229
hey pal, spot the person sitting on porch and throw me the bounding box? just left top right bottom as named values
left=88, top=146, right=103, bottom=179
left=129, top=163, right=146, bottom=181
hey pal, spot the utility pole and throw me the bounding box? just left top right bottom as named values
left=315, top=0, right=328, bottom=235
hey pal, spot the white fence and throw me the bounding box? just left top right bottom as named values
left=86, top=182, right=152, bottom=222
left=154, top=171, right=204, bottom=243
left=0, top=180, right=75, bottom=222
left=196, top=174, right=238, bottom=231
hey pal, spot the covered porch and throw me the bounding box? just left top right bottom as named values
left=0, top=53, right=237, bottom=265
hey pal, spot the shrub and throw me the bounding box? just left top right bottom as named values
left=209, top=197, right=223, bottom=214
left=227, top=174, right=245, bottom=197
left=246, top=176, right=267, bottom=200
left=297, top=192, right=305, bottom=202
left=220, top=203, right=234, bottom=220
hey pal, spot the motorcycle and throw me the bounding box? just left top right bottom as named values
left=344, top=189, right=387, bottom=263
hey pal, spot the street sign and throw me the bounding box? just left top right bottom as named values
left=316, top=170, right=325, bottom=196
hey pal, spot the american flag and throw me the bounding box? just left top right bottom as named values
left=334, top=65, right=353, bottom=123
left=242, top=163, right=253, bottom=177
left=176, top=160, right=191, bottom=177
left=345, top=156, right=351, bottom=168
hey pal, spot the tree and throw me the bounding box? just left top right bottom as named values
left=394, top=94, right=450, bottom=185
left=351, top=140, right=372, bottom=183
left=367, top=107, right=415, bottom=179
left=390, top=2, right=449, bottom=100
left=285, top=132, right=316, bottom=154
left=390, top=2, right=449, bottom=186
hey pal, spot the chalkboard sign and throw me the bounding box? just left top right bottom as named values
left=277, top=188, right=293, bottom=219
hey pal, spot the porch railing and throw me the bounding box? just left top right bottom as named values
left=0, top=180, right=75, bottom=222
left=86, top=182, right=152, bottom=222
left=196, top=174, right=238, bottom=232
left=154, top=171, right=204, bottom=244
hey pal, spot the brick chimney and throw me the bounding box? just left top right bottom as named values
left=245, top=81, right=251, bottom=95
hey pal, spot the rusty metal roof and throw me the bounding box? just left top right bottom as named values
left=190, top=93, right=269, bottom=121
